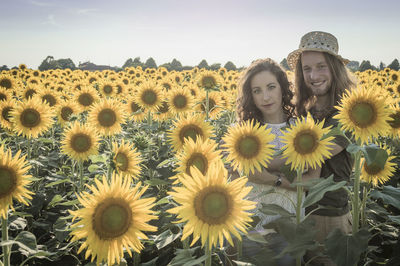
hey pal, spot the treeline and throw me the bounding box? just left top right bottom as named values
left=1, top=56, right=399, bottom=72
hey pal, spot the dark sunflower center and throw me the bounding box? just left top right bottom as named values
left=93, top=199, right=132, bottom=240
left=0, top=93, right=7, bottom=101
left=158, top=102, right=169, bottom=113
left=364, top=161, right=383, bottom=175
left=25, top=89, right=36, bottom=99
left=163, top=83, right=171, bottom=91
left=179, top=125, right=203, bottom=143
left=2, top=107, right=12, bottom=122
left=116, top=85, right=122, bottom=94
left=98, top=108, right=117, bottom=127
left=130, top=102, right=140, bottom=113
left=89, top=77, right=96, bottom=84
left=70, top=133, right=92, bottom=153
left=201, top=76, right=216, bottom=89
left=194, top=187, right=231, bottom=225
left=0, top=167, right=17, bottom=197
left=20, top=108, right=41, bottom=128
left=186, top=153, right=208, bottom=175
left=200, top=99, right=216, bottom=112
left=388, top=112, right=400, bottom=129
left=78, top=93, right=94, bottom=107
left=42, top=94, right=56, bottom=106
left=0, top=79, right=12, bottom=89
left=115, top=152, right=129, bottom=171
left=173, top=95, right=187, bottom=109
left=349, top=102, right=376, bottom=128
left=103, top=85, right=113, bottom=94
left=236, top=135, right=260, bottom=159
left=61, top=107, right=73, bottom=121
left=391, top=74, right=398, bottom=82
left=293, top=130, right=318, bottom=154
left=142, top=90, right=157, bottom=105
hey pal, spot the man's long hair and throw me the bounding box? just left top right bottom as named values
left=294, top=52, right=356, bottom=119
left=236, top=58, right=295, bottom=123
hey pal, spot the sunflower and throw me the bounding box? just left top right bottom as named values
left=10, top=97, right=54, bottom=138
left=87, top=99, right=126, bottom=136
left=334, top=86, right=392, bottom=144
left=280, top=113, right=335, bottom=171
left=69, top=173, right=157, bottom=266
left=0, top=99, right=17, bottom=131
left=112, top=140, right=142, bottom=179
left=168, top=160, right=256, bottom=251
left=98, top=81, right=116, bottom=98
left=124, top=95, right=146, bottom=122
left=387, top=103, right=400, bottom=138
left=74, top=85, right=101, bottom=112
left=61, top=122, right=100, bottom=161
left=153, top=100, right=171, bottom=122
left=173, top=137, right=221, bottom=183
left=134, top=82, right=163, bottom=112
left=168, top=87, right=194, bottom=115
left=360, top=145, right=396, bottom=186
left=56, top=100, right=80, bottom=126
left=197, top=91, right=223, bottom=119
left=37, top=87, right=60, bottom=107
left=0, top=86, right=13, bottom=102
left=0, top=74, right=17, bottom=91
left=0, top=145, right=33, bottom=218
left=222, top=119, right=275, bottom=175
left=196, top=70, right=222, bottom=91
left=168, top=113, right=214, bottom=151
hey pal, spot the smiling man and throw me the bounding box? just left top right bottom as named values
left=287, top=31, right=356, bottom=266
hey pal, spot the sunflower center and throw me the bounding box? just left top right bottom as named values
left=142, top=90, right=157, bottom=105
left=179, top=125, right=203, bottom=143
left=173, top=95, right=187, bottom=109
left=42, top=94, right=56, bottom=106
left=201, top=76, right=216, bottom=89
left=70, top=133, right=92, bottom=153
left=195, top=187, right=231, bottom=225
left=364, top=161, right=383, bottom=175
left=20, top=108, right=41, bottom=128
left=93, top=198, right=132, bottom=240
left=2, top=107, right=12, bottom=122
left=293, top=130, right=318, bottom=154
left=98, top=108, right=117, bottom=127
left=89, top=77, right=96, bottom=83
left=61, top=107, right=73, bottom=121
left=115, top=152, right=129, bottom=171
left=388, top=112, right=400, bottom=129
left=0, top=79, right=12, bottom=89
left=236, top=135, right=260, bottom=159
left=0, top=167, right=17, bottom=198
left=186, top=153, right=208, bottom=175
left=78, top=93, right=94, bottom=107
left=0, top=93, right=6, bottom=101
left=349, top=102, right=377, bottom=128
left=130, top=102, right=140, bottom=113
left=158, top=102, right=169, bottom=113
left=103, top=85, right=113, bottom=94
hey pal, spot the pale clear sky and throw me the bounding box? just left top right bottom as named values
left=1, top=0, right=399, bottom=69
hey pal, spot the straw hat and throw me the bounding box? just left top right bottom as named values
left=287, top=31, right=349, bottom=70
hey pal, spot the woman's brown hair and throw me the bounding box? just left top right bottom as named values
left=236, top=58, right=295, bottom=123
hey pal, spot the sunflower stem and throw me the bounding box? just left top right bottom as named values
left=352, top=149, right=362, bottom=234
left=361, top=184, right=369, bottom=228
left=237, top=238, right=242, bottom=260
left=296, top=168, right=303, bottom=266
left=27, top=137, right=32, bottom=161
left=2, top=215, right=10, bottom=266
left=78, top=160, right=83, bottom=192
left=205, top=243, right=212, bottom=266
left=107, top=136, right=113, bottom=182
left=133, top=251, right=140, bottom=266
left=205, top=90, right=210, bottom=120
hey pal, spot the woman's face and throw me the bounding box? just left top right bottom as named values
left=250, top=70, right=284, bottom=123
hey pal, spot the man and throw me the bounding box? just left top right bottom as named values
left=287, top=31, right=356, bottom=265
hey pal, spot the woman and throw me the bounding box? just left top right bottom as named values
left=233, top=58, right=320, bottom=265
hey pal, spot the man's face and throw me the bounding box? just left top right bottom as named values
left=301, top=51, right=332, bottom=96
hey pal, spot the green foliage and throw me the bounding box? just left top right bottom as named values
left=388, top=58, right=400, bottom=71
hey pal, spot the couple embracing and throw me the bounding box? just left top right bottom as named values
left=233, top=31, right=356, bottom=266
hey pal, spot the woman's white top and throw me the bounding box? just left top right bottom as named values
left=247, top=120, right=305, bottom=234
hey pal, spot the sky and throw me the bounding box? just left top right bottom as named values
left=1, top=0, right=399, bottom=69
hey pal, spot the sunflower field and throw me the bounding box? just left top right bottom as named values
left=0, top=65, right=400, bottom=266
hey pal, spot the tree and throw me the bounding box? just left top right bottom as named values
left=359, top=60, right=375, bottom=72
left=0, top=65, right=9, bottom=72
left=170, top=58, right=183, bottom=71
left=57, top=58, right=76, bottom=70
left=144, top=57, right=157, bottom=69
left=210, top=63, right=221, bottom=71
left=280, top=58, right=290, bottom=70
left=122, top=58, right=134, bottom=69
left=379, top=62, right=386, bottom=71
left=132, top=57, right=144, bottom=68
left=38, top=56, right=57, bottom=71
left=388, top=59, right=399, bottom=71
left=198, top=59, right=209, bottom=69
left=347, top=61, right=360, bottom=72
left=224, top=61, right=237, bottom=71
